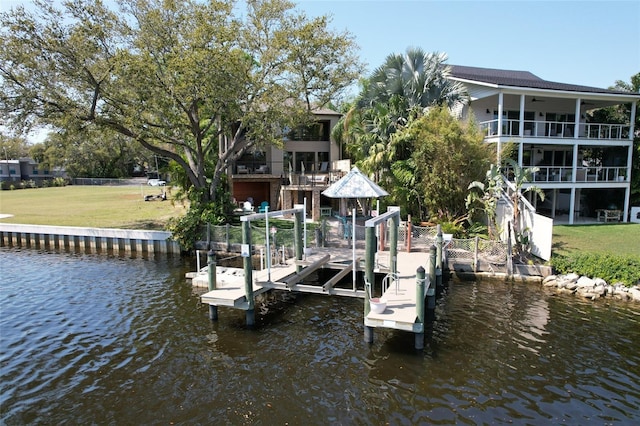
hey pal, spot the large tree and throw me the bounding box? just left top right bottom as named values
left=30, top=126, right=149, bottom=178
left=392, top=106, right=494, bottom=221
left=0, top=0, right=362, bottom=203
left=333, top=48, right=468, bottom=188
left=0, top=133, right=30, bottom=159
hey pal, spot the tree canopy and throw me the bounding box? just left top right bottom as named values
left=0, top=0, right=363, bottom=202
left=392, top=106, right=493, bottom=220
left=332, top=48, right=480, bottom=221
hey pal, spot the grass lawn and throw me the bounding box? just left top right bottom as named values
left=553, top=223, right=640, bottom=257
left=0, top=185, right=186, bottom=230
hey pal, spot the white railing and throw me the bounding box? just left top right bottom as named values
left=481, top=119, right=630, bottom=140
left=512, top=166, right=629, bottom=183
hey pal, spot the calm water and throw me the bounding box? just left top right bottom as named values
left=1, top=247, right=639, bottom=425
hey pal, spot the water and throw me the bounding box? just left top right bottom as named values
left=1, top=247, right=639, bottom=424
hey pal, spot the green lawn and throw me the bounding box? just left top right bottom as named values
left=553, top=223, right=640, bottom=257
left=0, top=185, right=186, bottom=229
left=2, top=185, right=639, bottom=258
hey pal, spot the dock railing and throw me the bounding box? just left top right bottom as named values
left=200, top=220, right=508, bottom=273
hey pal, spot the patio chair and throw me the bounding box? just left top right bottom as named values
left=258, top=201, right=269, bottom=213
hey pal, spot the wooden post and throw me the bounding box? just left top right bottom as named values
left=415, top=266, right=426, bottom=350
left=242, top=220, right=255, bottom=326
left=474, top=236, right=479, bottom=272
left=294, top=209, right=304, bottom=273
left=406, top=215, right=412, bottom=252
left=389, top=214, right=398, bottom=279
left=427, top=246, right=437, bottom=320
left=207, top=249, right=218, bottom=320
left=436, top=224, right=443, bottom=270
left=364, top=226, right=376, bottom=343
left=436, top=225, right=443, bottom=289
left=507, top=221, right=513, bottom=277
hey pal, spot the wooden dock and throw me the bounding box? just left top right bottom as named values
left=191, top=248, right=434, bottom=332
left=364, top=251, right=431, bottom=333
left=189, top=206, right=440, bottom=349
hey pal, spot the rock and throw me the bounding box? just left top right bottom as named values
left=544, top=278, right=559, bottom=287
left=593, top=284, right=606, bottom=296
left=565, top=273, right=580, bottom=282
left=630, top=287, right=640, bottom=302
left=564, top=281, right=578, bottom=291
left=577, top=276, right=595, bottom=288
left=542, top=275, right=557, bottom=284
left=594, top=278, right=608, bottom=287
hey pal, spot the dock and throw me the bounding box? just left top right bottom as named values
left=364, top=251, right=431, bottom=332
left=188, top=206, right=442, bottom=349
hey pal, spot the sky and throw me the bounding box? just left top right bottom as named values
left=2, top=0, right=639, bottom=142
left=293, top=0, right=640, bottom=91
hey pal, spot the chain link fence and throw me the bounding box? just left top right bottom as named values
left=198, top=219, right=508, bottom=273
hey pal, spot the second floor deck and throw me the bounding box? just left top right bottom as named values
left=507, top=165, right=628, bottom=184
left=481, top=119, right=631, bottom=141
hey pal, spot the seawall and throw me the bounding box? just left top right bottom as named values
left=0, top=223, right=181, bottom=255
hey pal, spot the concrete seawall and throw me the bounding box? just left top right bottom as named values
left=0, top=223, right=181, bottom=255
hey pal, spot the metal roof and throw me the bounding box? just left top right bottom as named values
left=322, top=167, right=389, bottom=198
left=449, top=65, right=635, bottom=96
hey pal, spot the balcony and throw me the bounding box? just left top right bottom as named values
left=481, top=119, right=631, bottom=141
left=507, top=166, right=628, bottom=183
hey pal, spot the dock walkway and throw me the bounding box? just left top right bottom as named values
left=365, top=251, right=431, bottom=333
left=192, top=248, right=434, bottom=333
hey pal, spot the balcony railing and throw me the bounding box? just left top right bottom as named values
left=481, top=119, right=630, bottom=140
left=507, top=166, right=628, bottom=183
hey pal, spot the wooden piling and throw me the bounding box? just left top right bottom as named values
left=389, top=213, right=399, bottom=278
left=364, top=226, right=376, bottom=343
left=427, top=246, right=437, bottom=319
left=406, top=215, right=412, bottom=252
left=242, top=220, right=255, bottom=326
left=208, top=249, right=218, bottom=320
left=294, top=209, right=303, bottom=273
left=415, top=266, right=426, bottom=350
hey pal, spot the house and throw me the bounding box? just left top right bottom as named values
left=449, top=65, right=639, bottom=224
left=230, top=108, right=346, bottom=220
left=0, top=158, right=59, bottom=186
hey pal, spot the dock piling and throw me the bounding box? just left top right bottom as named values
left=242, top=220, right=255, bottom=326
left=427, top=246, right=437, bottom=320
left=415, top=266, right=426, bottom=350
left=208, top=249, right=218, bottom=320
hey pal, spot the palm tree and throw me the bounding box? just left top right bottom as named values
left=362, top=48, right=468, bottom=120
left=332, top=48, right=469, bottom=192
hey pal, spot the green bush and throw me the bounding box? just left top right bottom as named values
left=551, top=252, right=640, bottom=287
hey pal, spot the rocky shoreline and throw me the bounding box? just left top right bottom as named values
left=542, top=273, right=640, bottom=302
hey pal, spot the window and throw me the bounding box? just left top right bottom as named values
left=295, top=152, right=315, bottom=172
left=287, top=120, right=331, bottom=141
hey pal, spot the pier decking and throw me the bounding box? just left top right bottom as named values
left=189, top=206, right=440, bottom=349
left=365, top=251, right=431, bottom=333
left=190, top=247, right=436, bottom=344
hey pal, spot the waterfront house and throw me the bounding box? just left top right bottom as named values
left=0, top=158, right=57, bottom=187
left=449, top=65, right=639, bottom=224
left=230, top=107, right=346, bottom=220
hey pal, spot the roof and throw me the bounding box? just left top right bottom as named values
left=449, top=65, right=635, bottom=96
left=322, top=166, right=388, bottom=198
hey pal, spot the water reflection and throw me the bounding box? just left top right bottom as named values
left=1, top=247, right=639, bottom=424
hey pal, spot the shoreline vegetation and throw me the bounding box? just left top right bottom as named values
left=1, top=185, right=639, bottom=290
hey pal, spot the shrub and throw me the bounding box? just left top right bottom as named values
left=551, top=252, right=640, bottom=287
left=52, top=177, right=67, bottom=187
